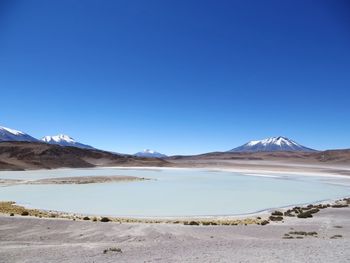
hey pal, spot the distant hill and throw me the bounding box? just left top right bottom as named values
left=167, top=149, right=350, bottom=167
left=134, top=149, right=167, bottom=158
left=229, top=136, right=316, bottom=152
left=0, top=141, right=169, bottom=171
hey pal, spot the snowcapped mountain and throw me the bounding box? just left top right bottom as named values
left=41, top=134, right=94, bottom=149
left=0, top=126, right=38, bottom=142
left=134, top=149, right=167, bottom=158
left=229, top=136, right=316, bottom=152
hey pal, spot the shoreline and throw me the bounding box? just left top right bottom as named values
left=2, top=162, right=350, bottom=178
left=85, top=165, right=350, bottom=178
left=1, top=201, right=350, bottom=262
left=1, top=196, right=349, bottom=226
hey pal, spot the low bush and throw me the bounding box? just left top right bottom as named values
left=297, top=211, right=313, bottom=218
left=260, top=220, right=269, bottom=225
left=269, top=215, right=283, bottom=221
left=331, top=204, right=348, bottom=208
left=103, top=247, right=122, bottom=254
left=100, top=217, right=110, bottom=222
left=21, top=211, right=29, bottom=216
left=271, top=211, right=283, bottom=216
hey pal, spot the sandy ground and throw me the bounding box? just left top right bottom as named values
left=0, top=206, right=349, bottom=263
left=0, top=175, right=144, bottom=186
left=169, top=158, right=350, bottom=177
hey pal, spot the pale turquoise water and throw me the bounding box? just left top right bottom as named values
left=0, top=168, right=349, bottom=217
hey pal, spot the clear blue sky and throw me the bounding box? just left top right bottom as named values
left=1, top=0, right=349, bottom=155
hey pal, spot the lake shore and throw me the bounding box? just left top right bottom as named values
left=1, top=203, right=349, bottom=262
left=102, top=160, right=350, bottom=178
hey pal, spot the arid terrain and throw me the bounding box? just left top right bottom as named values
left=1, top=141, right=350, bottom=176
left=168, top=150, right=350, bottom=176
left=0, top=141, right=168, bottom=171
left=0, top=204, right=349, bottom=263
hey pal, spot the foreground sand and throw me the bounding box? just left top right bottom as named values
left=0, top=206, right=349, bottom=263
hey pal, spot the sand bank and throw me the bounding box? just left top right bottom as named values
left=0, top=175, right=146, bottom=186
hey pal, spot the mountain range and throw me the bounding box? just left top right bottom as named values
left=1, top=125, right=350, bottom=171
left=0, top=125, right=328, bottom=155
left=0, top=126, right=94, bottom=149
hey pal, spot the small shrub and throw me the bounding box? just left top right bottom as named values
left=297, top=211, right=313, bottom=218
left=260, top=220, right=269, bottom=225
left=10, top=213, right=14, bottom=216
left=330, top=234, right=343, bottom=239
left=83, top=216, right=90, bottom=220
left=271, top=211, right=283, bottom=216
left=309, top=208, right=320, bottom=214
left=331, top=204, right=348, bottom=208
left=109, top=247, right=122, bottom=253
left=103, top=247, right=122, bottom=254
left=100, top=217, right=110, bottom=222
left=269, top=215, right=283, bottom=221
left=21, top=211, right=29, bottom=216
left=289, top=231, right=317, bottom=236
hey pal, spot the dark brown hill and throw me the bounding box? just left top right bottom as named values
left=0, top=142, right=168, bottom=171
left=167, top=150, right=350, bottom=165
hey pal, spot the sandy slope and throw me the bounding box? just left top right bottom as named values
left=0, top=207, right=349, bottom=263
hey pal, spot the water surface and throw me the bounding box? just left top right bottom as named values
left=0, top=168, right=349, bottom=217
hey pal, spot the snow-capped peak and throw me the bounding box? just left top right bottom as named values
left=247, top=136, right=299, bottom=147
left=41, top=134, right=94, bottom=149
left=0, top=126, right=25, bottom=136
left=42, top=134, right=76, bottom=144
left=143, top=149, right=155, bottom=154
left=229, top=136, right=316, bottom=152
left=0, top=125, right=38, bottom=142
left=134, top=149, right=167, bottom=158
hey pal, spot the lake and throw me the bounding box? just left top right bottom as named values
left=0, top=168, right=349, bottom=217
